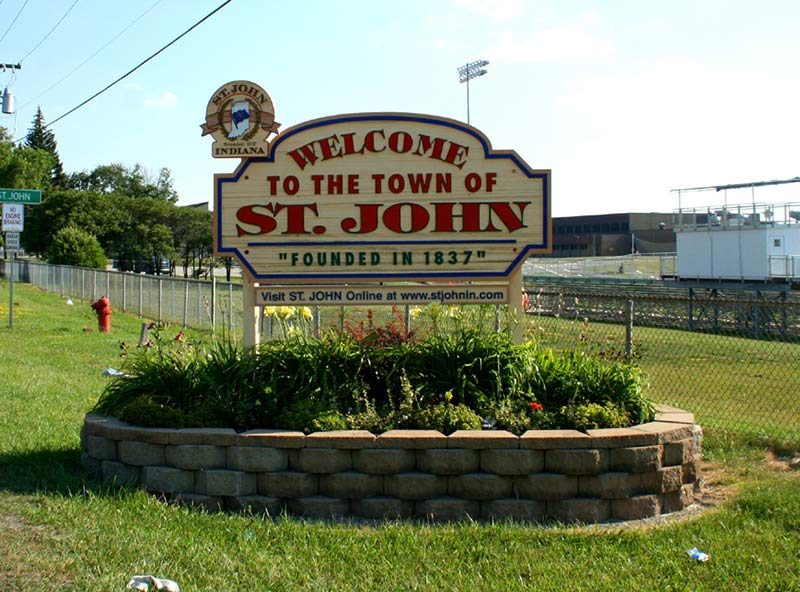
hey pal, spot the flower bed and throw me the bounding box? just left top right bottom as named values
left=81, top=405, right=701, bottom=524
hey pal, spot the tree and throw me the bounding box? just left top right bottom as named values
left=0, top=125, right=55, bottom=190
left=46, top=226, right=106, bottom=269
left=173, top=206, right=213, bottom=278
left=24, top=107, right=65, bottom=187
left=65, top=163, right=178, bottom=202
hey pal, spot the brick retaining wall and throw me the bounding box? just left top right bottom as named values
left=81, top=405, right=702, bottom=523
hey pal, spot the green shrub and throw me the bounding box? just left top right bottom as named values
left=46, top=225, right=107, bottom=269
left=92, top=320, right=655, bottom=435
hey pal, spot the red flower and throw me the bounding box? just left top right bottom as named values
left=175, top=331, right=185, bottom=342
left=529, top=402, right=544, bottom=411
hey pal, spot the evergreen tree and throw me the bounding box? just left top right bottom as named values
left=24, top=107, right=65, bottom=186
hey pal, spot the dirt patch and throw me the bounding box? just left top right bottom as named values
left=0, top=513, right=73, bottom=590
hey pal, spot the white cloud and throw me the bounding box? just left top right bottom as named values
left=144, top=91, right=179, bottom=109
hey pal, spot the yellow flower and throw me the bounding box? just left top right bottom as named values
left=263, top=306, right=277, bottom=317
left=300, top=306, right=313, bottom=320
left=276, top=306, right=294, bottom=319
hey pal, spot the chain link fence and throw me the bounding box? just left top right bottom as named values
left=7, top=259, right=800, bottom=444
left=524, top=280, right=800, bottom=444
left=11, top=260, right=245, bottom=339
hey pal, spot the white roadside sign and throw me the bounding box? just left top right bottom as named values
left=5, top=232, right=20, bottom=251
left=2, top=203, right=24, bottom=232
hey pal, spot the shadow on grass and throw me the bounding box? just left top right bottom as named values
left=0, top=447, right=109, bottom=496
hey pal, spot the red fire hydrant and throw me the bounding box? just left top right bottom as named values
left=91, top=296, right=112, bottom=333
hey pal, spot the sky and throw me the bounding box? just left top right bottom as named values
left=1, top=0, right=799, bottom=217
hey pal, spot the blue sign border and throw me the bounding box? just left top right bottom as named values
left=215, top=113, right=550, bottom=281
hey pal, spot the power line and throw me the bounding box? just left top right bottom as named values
left=17, top=0, right=81, bottom=64
left=20, top=0, right=164, bottom=110
left=0, top=0, right=30, bottom=47
left=46, top=0, right=232, bottom=129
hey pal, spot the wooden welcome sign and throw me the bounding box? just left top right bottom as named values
left=204, top=81, right=551, bottom=345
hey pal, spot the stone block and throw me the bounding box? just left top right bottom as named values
left=227, top=446, right=288, bottom=472
left=226, top=495, right=283, bottom=516
left=609, top=445, right=661, bottom=473
left=168, top=428, right=237, bottom=446
left=416, top=498, right=480, bottom=522
left=287, top=496, right=349, bottom=519
left=662, top=440, right=691, bottom=467
left=81, top=453, right=102, bottom=478
left=417, top=449, right=479, bottom=475
left=196, top=469, right=257, bottom=497
left=384, top=472, right=447, bottom=500
left=481, top=499, right=546, bottom=522
left=638, top=466, right=683, bottom=494
left=516, top=473, right=578, bottom=501
left=586, top=427, right=658, bottom=448
left=447, top=430, right=518, bottom=449
left=118, top=440, right=165, bottom=466
left=519, top=430, right=592, bottom=449
left=93, top=419, right=171, bottom=444
left=653, top=410, right=695, bottom=424
left=579, top=472, right=639, bottom=499
left=258, top=471, right=318, bottom=498
left=141, top=466, right=194, bottom=493
left=632, top=422, right=694, bottom=444
left=320, top=471, right=383, bottom=499
left=547, top=498, right=611, bottom=524
left=306, top=430, right=376, bottom=449
left=448, top=473, right=513, bottom=501
left=375, top=430, right=447, bottom=449
left=289, top=449, right=351, bottom=474
left=82, top=414, right=116, bottom=437
left=166, top=444, right=226, bottom=470
left=101, top=460, right=140, bottom=486
left=612, top=494, right=661, bottom=521
left=663, top=483, right=696, bottom=513
left=481, top=449, right=544, bottom=475
left=236, top=429, right=306, bottom=448
left=351, top=497, right=415, bottom=519
left=545, top=448, right=608, bottom=475
left=352, top=449, right=415, bottom=475
left=173, top=493, right=224, bottom=512
left=85, top=434, right=117, bottom=461
left=682, top=459, right=700, bottom=485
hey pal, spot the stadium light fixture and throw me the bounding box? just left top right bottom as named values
left=457, top=59, right=489, bottom=125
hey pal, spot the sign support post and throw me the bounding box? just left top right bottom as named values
left=242, top=273, right=259, bottom=349
left=509, top=267, right=524, bottom=344
left=8, top=250, right=14, bottom=328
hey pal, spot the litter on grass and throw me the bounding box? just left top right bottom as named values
left=101, top=368, right=125, bottom=376
left=687, top=547, right=710, bottom=562
left=126, top=575, right=180, bottom=591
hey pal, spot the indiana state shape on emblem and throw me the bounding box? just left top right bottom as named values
left=228, top=100, right=251, bottom=139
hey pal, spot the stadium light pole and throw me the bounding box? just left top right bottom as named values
left=457, top=59, right=489, bottom=125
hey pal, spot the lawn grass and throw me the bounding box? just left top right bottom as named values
left=1, top=280, right=799, bottom=591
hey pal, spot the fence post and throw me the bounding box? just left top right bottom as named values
left=183, top=279, right=189, bottom=328
left=211, top=276, right=217, bottom=335
left=158, top=279, right=164, bottom=324
left=138, top=275, right=143, bottom=318
left=228, top=282, right=234, bottom=333
left=625, top=299, right=634, bottom=362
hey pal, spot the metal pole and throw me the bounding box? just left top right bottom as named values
left=8, top=251, right=14, bottom=328
left=466, top=75, right=470, bottom=125
left=183, top=279, right=189, bottom=328
left=625, top=300, right=634, bottom=362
